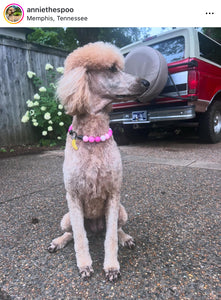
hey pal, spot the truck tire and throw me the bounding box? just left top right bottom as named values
left=124, top=46, right=168, bottom=102
left=199, top=101, right=221, bottom=143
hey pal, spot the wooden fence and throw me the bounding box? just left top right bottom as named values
left=0, top=35, right=69, bottom=146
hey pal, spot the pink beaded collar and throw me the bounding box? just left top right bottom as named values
left=68, top=124, right=113, bottom=144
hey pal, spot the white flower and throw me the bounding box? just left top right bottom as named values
left=57, top=136, right=62, bottom=140
left=27, top=71, right=36, bottom=79
left=21, top=115, right=29, bottom=123
left=33, top=122, right=38, bottom=127
left=32, top=118, right=37, bottom=122
left=48, top=126, right=53, bottom=131
left=30, top=110, right=35, bottom=116
left=57, top=111, right=62, bottom=116
left=40, top=106, right=46, bottom=111
left=58, top=104, right=63, bottom=110
left=44, top=112, right=51, bottom=120
left=33, top=101, right=39, bottom=106
left=27, top=101, right=34, bottom=108
left=34, top=93, right=40, bottom=100
left=50, top=83, right=56, bottom=89
left=59, top=122, right=64, bottom=126
left=48, top=120, right=53, bottom=124
left=42, top=131, right=47, bottom=136
left=45, top=63, right=53, bottom=70
left=39, top=87, right=47, bottom=92
left=56, top=67, right=64, bottom=74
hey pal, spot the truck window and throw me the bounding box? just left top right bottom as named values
left=198, top=32, right=221, bottom=66
left=150, top=36, right=185, bottom=63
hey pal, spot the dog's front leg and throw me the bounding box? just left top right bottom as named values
left=104, top=196, right=120, bottom=281
left=67, top=193, right=93, bottom=279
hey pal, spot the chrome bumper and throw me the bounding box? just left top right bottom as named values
left=110, top=105, right=195, bottom=124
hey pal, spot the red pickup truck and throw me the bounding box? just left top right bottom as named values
left=110, top=28, right=221, bottom=143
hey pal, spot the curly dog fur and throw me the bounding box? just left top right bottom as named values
left=48, top=42, right=149, bottom=281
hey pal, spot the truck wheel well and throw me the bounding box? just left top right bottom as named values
left=210, top=91, right=221, bottom=107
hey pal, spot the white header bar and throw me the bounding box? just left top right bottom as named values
left=0, top=0, right=220, bottom=27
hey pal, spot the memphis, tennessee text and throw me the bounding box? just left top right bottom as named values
left=27, top=15, right=88, bottom=22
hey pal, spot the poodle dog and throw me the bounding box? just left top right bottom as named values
left=48, top=42, right=149, bottom=281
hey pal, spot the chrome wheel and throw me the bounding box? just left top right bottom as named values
left=199, top=101, right=221, bottom=143
left=214, top=111, right=221, bottom=134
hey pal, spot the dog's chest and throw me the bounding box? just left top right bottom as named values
left=63, top=142, right=122, bottom=218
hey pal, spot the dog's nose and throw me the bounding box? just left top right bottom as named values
left=141, top=79, right=150, bottom=89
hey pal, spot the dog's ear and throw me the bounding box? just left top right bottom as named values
left=57, top=67, right=90, bottom=116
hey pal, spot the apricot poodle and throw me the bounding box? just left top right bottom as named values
left=48, top=42, right=149, bottom=281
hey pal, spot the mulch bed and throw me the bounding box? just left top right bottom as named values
left=0, top=144, right=64, bottom=159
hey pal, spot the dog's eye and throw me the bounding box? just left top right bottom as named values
left=109, top=65, right=118, bottom=73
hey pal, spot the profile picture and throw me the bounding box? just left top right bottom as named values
left=4, top=3, right=24, bottom=24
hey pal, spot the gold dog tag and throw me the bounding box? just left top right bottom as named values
left=72, top=138, right=78, bottom=151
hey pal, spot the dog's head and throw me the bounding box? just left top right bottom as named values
left=57, top=42, right=149, bottom=116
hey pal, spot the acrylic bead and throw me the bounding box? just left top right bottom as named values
left=68, top=124, right=73, bottom=132
left=88, top=136, right=95, bottom=143
left=100, top=135, right=106, bottom=141
left=83, top=136, right=89, bottom=142
left=95, top=136, right=101, bottom=142
left=105, top=133, right=110, bottom=140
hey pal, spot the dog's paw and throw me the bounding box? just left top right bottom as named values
left=79, top=266, right=94, bottom=280
left=105, top=268, right=121, bottom=282
left=124, top=238, right=136, bottom=250
left=48, top=242, right=58, bottom=253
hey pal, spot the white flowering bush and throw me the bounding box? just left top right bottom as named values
left=22, top=64, right=70, bottom=145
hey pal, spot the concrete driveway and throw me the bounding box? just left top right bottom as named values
left=0, top=138, right=220, bottom=299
